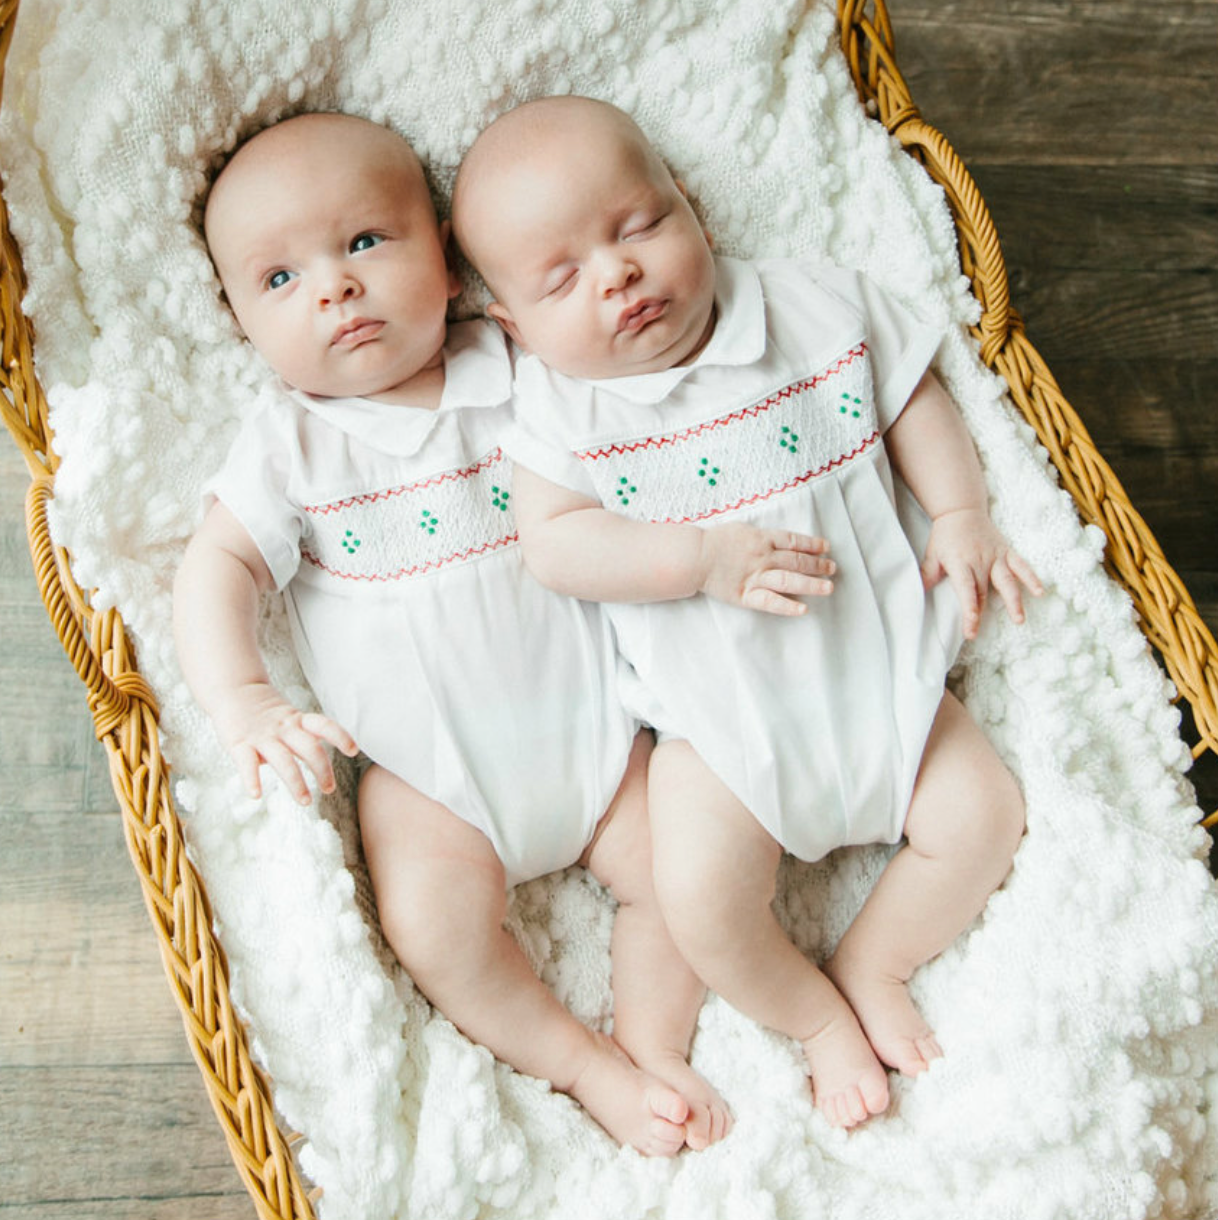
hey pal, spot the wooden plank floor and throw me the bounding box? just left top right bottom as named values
left=1, top=2, right=1215, bottom=1216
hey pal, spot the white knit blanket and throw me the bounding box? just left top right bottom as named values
left=5, top=1, right=1218, bottom=1217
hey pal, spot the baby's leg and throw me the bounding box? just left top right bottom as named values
left=648, top=741, right=889, bottom=1128
left=581, top=732, right=732, bottom=1150
left=358, top=764, right=688, bottom=1156
left=825, top=690, right=1025, bottom=1076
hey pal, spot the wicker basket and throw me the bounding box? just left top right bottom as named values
left=2, top=1, right=1215, bottom=1216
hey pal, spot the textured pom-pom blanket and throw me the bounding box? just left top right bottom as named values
left=4, top=1, right=1218, bottom=1217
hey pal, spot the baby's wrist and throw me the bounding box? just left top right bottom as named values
left=931, top=504, right=988, bottom=525
left=690, top=526, right=723, bottom=598
left=204, top=677, right=277, bottom=725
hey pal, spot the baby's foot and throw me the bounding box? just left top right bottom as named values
left=630, top=1046, right=733, bottom=1150
left=800, top=1009, right=890, bottom=1128
left=829, top=965, right=943, bottom=1078
left=567, top=1033, right=689, bottom=1156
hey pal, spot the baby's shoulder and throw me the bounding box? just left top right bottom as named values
left=222, top=381, right=311, bottom=457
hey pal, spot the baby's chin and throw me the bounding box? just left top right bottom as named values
left=549, top=312, right=717, bottom=381
left=289, top=356, right=446, bottom=404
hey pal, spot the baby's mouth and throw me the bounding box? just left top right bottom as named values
left=332, top=318, right=383, bottom=348
left=617, top=299, right=667, bottom=335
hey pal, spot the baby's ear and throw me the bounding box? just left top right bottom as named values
left=485, top=301, right=525, bottom=349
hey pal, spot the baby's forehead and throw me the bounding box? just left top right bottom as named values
left=208, top=140, right=419, bottom=244
left=211, top=116, right=423, bottom=214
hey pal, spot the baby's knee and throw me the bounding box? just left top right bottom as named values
left=979, top=763, right=1026, bottom=862
left=585, top=799, right=655, bottom=908
left=377, top=870, right=507, bottom=990
left=944, top=770, right=1025, bottom=891
left=653, top=852, right=769, bottom=962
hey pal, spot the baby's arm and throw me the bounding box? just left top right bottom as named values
left=884, top=370, right=1042, bottom=638
left=513, top=466, right=835, bottom=616
left=173, top=502, right=357, bottom=803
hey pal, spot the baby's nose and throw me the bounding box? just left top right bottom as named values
left=318, top=273, right=360, bottom=307
left=597, top=250, right=640, bottom=296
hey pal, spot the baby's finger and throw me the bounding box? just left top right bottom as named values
left=990, top=559, right=1028, bottom=625
left=301, top=712, right=359, bottom=757
left=945, top=561, right=984, bottom=639
left=767, top=548, right=837, bottom=581
left=741, top=585, right=810, bottom=616
left=260, top=739, right=313, bottom=806
left=920, top=553, right=945, bottom=592
left=283, top=724, right=338, bottom=795
left=756, top=566, right=833, bottom=599
left=767, top=529, right=830, bottom=556
left=1006, top=550, right=1045, bottom=598
left=232, top=743, right=264, bottom=800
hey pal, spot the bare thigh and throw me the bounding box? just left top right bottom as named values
left=357, top=763, right=507, bottom=975
left=902, top=690, right=1025, bottom=872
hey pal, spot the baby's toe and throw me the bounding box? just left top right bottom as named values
left=647, top=1084, right=689, bottom=1126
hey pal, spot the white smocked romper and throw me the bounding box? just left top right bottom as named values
left=507, top=258, right=963, bottom=862
left=209, top=320, right=637, bottom=886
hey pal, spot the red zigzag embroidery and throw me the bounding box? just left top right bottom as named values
left=653, top=433, right=879, bottom=525
left=302, top=532, right=519, bottom=583
left=303, top=448, right=506, bottom=516
left=574, top=345, right=867, bottom=463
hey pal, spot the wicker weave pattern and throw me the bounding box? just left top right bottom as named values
left=839, top=1, right=1218, bottom=791
left=1, top=2, right=1214, bottom=1215
left=0, top=4, right=317, bottom=1214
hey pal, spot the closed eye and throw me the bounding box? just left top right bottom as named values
left=542, top=268, right=578, bottom=299
left=623, top=212, right=666, bottom=241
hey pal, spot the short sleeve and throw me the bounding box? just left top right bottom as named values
left=503, top=355, right=601, bottom=501
left=810, top=264, right=944, bottom=432
left=204, top=395, right=305, bottom=591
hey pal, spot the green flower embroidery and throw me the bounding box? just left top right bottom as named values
left=492, top=485, right=510, bottom=511
left=697, top=457, right=720, bottom=487
left=615, top=476, right=638, bottom=506
left=419, top=509, right=440, bottom=535
left=341, top=530, right=361, bottom=555
left=840, top=393, right=862, bottom=418
left=779, top=425, right=799, bottom=453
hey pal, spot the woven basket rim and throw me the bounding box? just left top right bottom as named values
left=1, top=2, right=1216, bottom=1217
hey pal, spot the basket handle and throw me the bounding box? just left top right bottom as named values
left=838, top=0, right=1012, bottom=364
left=24, top=475, right=160, bottom=739
left=890, top=117, right=1012, bottom=365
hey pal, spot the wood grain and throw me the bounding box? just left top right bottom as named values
left=0, top=2, right=1214, bottom=1216
left=895, top=8, right=1218, bottom=649
left=0, top=809, right=252, bottom=1218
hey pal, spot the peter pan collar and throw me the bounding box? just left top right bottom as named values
left=288, top=319, right=512, bottom=457
left=584, top=256, right=767, bottom=405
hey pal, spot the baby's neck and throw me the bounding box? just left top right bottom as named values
left=365, top=362, right=446, bottom=410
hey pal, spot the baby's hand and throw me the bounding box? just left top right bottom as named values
left=921, top=508, right=1043, bottom=639
left=696, top=524, right=834, bottom=615
left=212, top=682, right=359, bottom=805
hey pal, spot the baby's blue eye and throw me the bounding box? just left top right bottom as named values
left=267, top=269, right=294, bottom=290
left=351, top=233, right=384, bottom=253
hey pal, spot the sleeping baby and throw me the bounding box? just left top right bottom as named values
left=452, top=95, right=1042, bottom=1128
